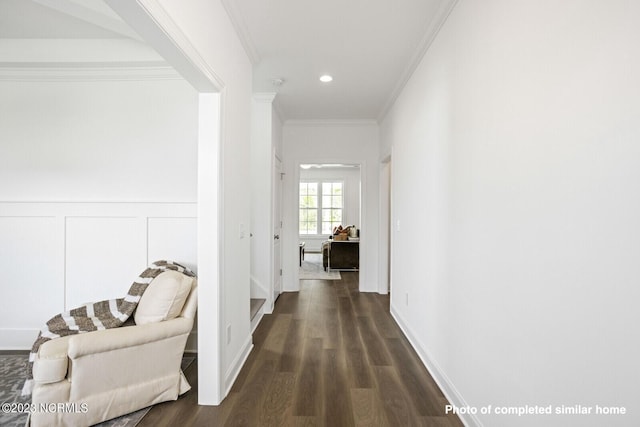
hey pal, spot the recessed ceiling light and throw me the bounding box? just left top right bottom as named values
left=319, top=74, right=333, bottom=83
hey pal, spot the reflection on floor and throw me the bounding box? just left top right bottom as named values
left=137, top=272, right=463, bottom=426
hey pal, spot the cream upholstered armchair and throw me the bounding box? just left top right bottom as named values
left=28, top=270, right=197, bottom=427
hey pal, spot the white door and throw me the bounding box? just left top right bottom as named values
left=273, top=156, right=283, bottom=302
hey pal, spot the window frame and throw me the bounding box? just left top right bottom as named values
left=299, top=179, right=345, bottom=236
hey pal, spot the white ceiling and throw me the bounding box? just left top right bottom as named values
left=223, top=0, right=455, bottom=120
left=0, top=0, right=455, bottom=121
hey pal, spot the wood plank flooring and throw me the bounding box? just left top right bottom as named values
left=138, top=272, right=463, bottom=426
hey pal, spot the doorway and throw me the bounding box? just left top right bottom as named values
left=297, top=163, right=362, bottom=274
left=105, top=0, right=225, bottom=406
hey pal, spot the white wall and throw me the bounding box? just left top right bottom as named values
left=282, top=121, right=379, bottom=292
left=0, top=79, right=197, bottom=201
left=154, top=0, right=254, bottom=401
left=299, top=166, right=361, bottom=252
left=0, top=78, right=198, bottom=349
left=380, top=1, right=640, bottom=426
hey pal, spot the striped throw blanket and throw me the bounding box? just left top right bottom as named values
left=21, top=260, right=195, bottom=396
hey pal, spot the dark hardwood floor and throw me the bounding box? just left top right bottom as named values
left=138, top=272, right=463, bottom=426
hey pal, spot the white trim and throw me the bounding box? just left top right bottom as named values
left=250, top=310, right=265, bottom=333
left=271, top=151, right=283, bottom=311
left=378, top=157, right=391, bottom=295
left=253, top=92, right=277, bottom=103
left=0, top=64, right=181, bottom=81
left=220, top=0, right=261, bottom=65
left=0, top=202, right=196, bottom=217
left=223, top=336, right=254, bottom=396
left=291, top=160, right=366, bottom=292
left=390, top=306, right=480, bottom=427
left=196, top=93, right=224, bottom=405
left=377, top=0, right=459, bottom=122
left=284, top=119, right=378, bottom=127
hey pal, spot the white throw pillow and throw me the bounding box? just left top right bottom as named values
left=134, top=270, right=193, bottom=325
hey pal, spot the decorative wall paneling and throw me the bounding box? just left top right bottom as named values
left=0, top=202, right=197, bottom=350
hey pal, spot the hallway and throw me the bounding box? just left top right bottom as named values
left=140, top=273, right=463, bottom=426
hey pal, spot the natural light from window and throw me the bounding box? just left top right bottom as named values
left=299, top=181, right=343, bottom=235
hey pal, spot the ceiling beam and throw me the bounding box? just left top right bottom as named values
left=105, top=0, right=220, bottom=92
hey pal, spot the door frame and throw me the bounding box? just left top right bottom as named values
left=272, top=152, right=283, bottom=307
left=289, top=159, right=364, bottom=292
left=106, top=0, right=225, bottom=405
left=379, top=155, right=392, bottom=294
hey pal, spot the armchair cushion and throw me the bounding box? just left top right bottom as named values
left=134, top=270, right=193, bottom=325
left=33, top=336, right=71, bottom=384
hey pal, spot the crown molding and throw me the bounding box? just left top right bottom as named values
left=221, top=0, right=261, bottom=66
left=284, top=119, right=379, bottom=128
left=253, top=92, right=277, bottom=103
left=377, top=0, right=459, bottom=122
left=0, top=63, right=181, bottom=81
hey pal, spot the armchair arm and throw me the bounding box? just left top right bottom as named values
left=68, top=316, right=193, bottom=359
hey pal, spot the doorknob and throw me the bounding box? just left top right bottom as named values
left=274, top=234, right=280, bottom=240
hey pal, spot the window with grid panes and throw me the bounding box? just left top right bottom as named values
left=299, top=181, right=343, bottom=235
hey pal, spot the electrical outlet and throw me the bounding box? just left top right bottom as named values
left=227, top=324, right=231, bottom=344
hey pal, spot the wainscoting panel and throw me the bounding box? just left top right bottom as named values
left=0, top=202, right=197, bottom=349
left=147, top=217, right=197, bottom=273
left=0, top=216, right=63, bottom=345
left=147, top=216, right=198, bottom=352
left=65, top=217, right=147, bottom=309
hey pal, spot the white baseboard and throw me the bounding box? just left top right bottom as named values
left=389, top=307, right=482, bottom=427
left=251, top=310, right=265, bottom=333
left=223, top=335, right=253, bottom=397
